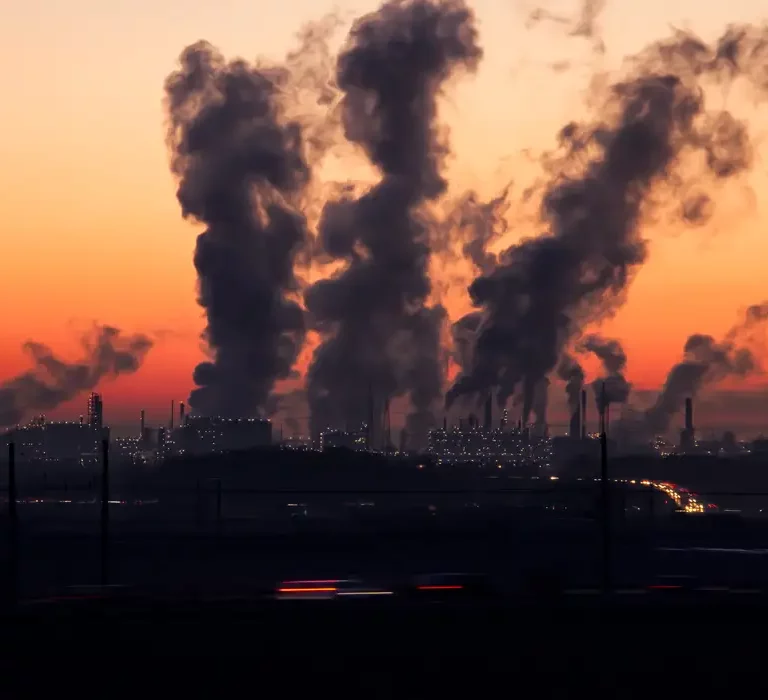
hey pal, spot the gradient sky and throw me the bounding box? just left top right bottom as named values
left=2, top=0, right=768, bottom=432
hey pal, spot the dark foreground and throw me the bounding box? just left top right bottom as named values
left=3, top=595, right=768, bottom=697
left=8, top=516, right=768, bottom=598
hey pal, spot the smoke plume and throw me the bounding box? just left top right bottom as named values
left=165, top=41, right=313, bottom=418
left=447, top=26, right=759, bottom=425
left=557, top=353, right=584, bottom=416
left=580, top=334, right=632, bottom=410
left=305, top=0, right=482, bottom=445
left=0, top=326, right=153, bottom=429
left=527, top=0, right=606, bottom=56
left=645, top=302, right=768, bottom=434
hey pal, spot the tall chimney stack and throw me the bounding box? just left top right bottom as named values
left=685, top=397, right=693, bottom=434
left=140, top=409, right=146, bottom=441
left=569, top=404, right=581, bottom=440
left=581, top=389, right=587, bottom=439
left=170, top=399, right=175, bottom=431
left=483, top=393, right=493, bottom=430
left=179, top=402, right=185, bottom=426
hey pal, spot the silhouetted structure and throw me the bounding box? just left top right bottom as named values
left=87, top=392, right=103, bottom=430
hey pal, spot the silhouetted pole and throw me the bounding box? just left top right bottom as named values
left=599, top=384, right=612, bottom=595
left=100, top=438, right=110, bottom=587
left=216, top=479, right=222, bottom=528
left=7, top=442, right=18, bottom=606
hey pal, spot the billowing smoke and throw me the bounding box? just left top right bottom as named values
left=447, top=26, right=759, bottom=425
left=0, top=326, right=153, bottom=429
left=557, top=353, right=584, bottom=417
left=645, top=302, right=768, bottom=434
left=305, top=0, right=482, bottom=445
left=581, top=334, right=631, bottom=410
left=165, top=41, right=313, bottom=418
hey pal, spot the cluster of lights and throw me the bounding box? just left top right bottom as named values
left=427, top=427, right=552, bottom=467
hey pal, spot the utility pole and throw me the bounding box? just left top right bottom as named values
left=599, top=383, right=612, bottom=596
left=100, top=438, right=110, bottom=587
left=7, top=442, right=18, bottom=607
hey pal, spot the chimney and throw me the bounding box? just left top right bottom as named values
left=443, top=416, right=447, bottom=432
left=170, top=400, right=175, bottom=431
left=140, top=409, right=146, bottom=438
left=179, top=402, right=185, bottom=426
left=581, top=389, right=587, bottom=440
left=483, top=393, right=493, bottom=430
left=685, top=397, right=693, bottom=434
left=569, top=404, right=581, bottom=440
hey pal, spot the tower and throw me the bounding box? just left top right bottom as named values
left=179, top=402, right=186, bottom=426
left=569, top=401, right=581, bottom=439
left=87, top=393, right=103, bottom=430
left=170, top=399, right=175, bottom=431
left=483, top=393, right=493, bottom=430
left=580, top=389, right=587, bottom=439
left=140, top=409, right=146, bottom=440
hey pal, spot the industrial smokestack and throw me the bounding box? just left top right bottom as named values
left=170, top=399, right=174, bottom=431
left=684, top=397, right=693, bottom=434
left=179, top=402, right=185, bottom=426
left=569, top=407, right=580, bottom=440
left=140, top=409, right=145, bottom=439
left=483, top=393, right=493, bottom=430
left=581, top=390, right=587, bottom=440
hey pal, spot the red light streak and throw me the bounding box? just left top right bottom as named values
left=417, top=585, right=464, bottom=591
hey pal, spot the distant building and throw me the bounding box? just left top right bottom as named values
left=320, top=427, right=368, bottom=452
left=5, top=421, right=101, bottom=464
left=87, top=392, right=103, bottom=431
left=428, top=424, right=551, bottom=467
left=173, top=416, right=272, bottom=455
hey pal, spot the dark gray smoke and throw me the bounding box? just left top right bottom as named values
left=305, top=0, right=482, bottom=445
left=527, top=0, right=606, bottom=56
left=165, top=41, right=312, bottom=418
left=557, top=353, right=584, bottom=416
left=438, top=185, right=512, bottom=275
left=447, top=26, right=759, bottom=424
left=645, top=302, right=768, bottom=434
left=0, top=326, right=153, bottom=429
left=581, top=334, right=632, bottom=411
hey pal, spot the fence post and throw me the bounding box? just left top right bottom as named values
left=215, top=479, right=222, bottom=530
left=7, top=442, right=18, bottom=607
left=100, top=438, right=109, bottom=587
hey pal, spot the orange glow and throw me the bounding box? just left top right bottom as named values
left=3, top=0, right=768, bottom=433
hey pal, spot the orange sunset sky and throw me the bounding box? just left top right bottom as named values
left=2, top=0, right=768, bottom=433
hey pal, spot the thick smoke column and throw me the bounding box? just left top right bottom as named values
left=0, top=326, right=152, bottom=429
left=645, top=302, right=768, bottom=434
left=557, top=353, right=584, bottom=417
left=448, top=26, right=759, bottom=424
left=581, top=334, right=631, bottom=410
left=165, top=42, right=311, bottom=418
left=305, top=0, right=482, bottom=443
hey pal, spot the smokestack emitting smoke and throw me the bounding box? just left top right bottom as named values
left=446, top=26, right=760, bottom=423
left=164, top=39, right=314, bottom=419
left=305, top=0, right=482, bottom=444
left=581, top=389, right=588, bottom=439
left=645, top=302, right=768, bottom=435
left=0, top=326, right=152, bottom=430
left=179, top=401, right=185, bottom=426
left=685, top=397, right=693, bottom=433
